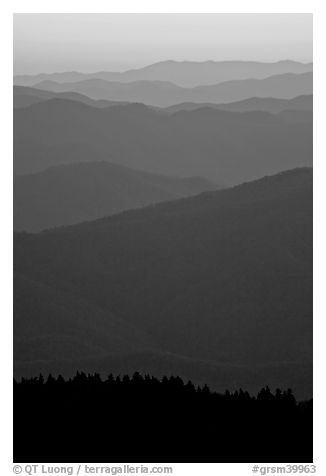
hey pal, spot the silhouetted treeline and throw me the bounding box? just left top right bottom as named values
left=14, top=372, right=312, bottom=463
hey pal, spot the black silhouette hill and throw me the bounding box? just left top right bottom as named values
left=31, top=72, right=312, bottom=107
left=14, top=59, right=313, bottom=88
left=14, top=373, right=312, bottom=463
left=14, top=98, right=312, bottom=182
left=14, top=161, right=215, bottom=231
left=14, top=348, right=312, bottom=400
left=14, top=169, right=312, bottom=395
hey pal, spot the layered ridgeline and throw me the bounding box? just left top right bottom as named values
left=14, top=85, right=312, bottom=117
left=23, top=72, right=312, bottom=107
left=14, top=59, right=313, bottom=88
left=14, top=161, right=216, bottom=232
left=14, top=98, right=312, bottom=183
left=165, top=94, right=313, bottom=115
left=14, top=169, right=312, bottom=397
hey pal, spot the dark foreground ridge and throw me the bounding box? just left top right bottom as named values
left=14, top=372, right=313, bottom=463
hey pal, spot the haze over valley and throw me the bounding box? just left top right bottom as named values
left=13, top=56, right=313, bottom=398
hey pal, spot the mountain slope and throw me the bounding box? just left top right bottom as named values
left=13, top=85, right=129, bottom=109
left=14, top=99, right=312, bottom=183
left=32, top=72, right=313, bottom=107
left=14, top=273, right=156, bottom=363
left=14, top=59, right=313, bottom=88
left=14, top=168, right=312, bottom=371
left=14, top=161, right=215, bottom=232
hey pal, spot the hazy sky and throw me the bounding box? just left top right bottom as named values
left=13, top=13, right=313, bottom=75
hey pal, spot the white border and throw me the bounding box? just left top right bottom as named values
left=1, top=4, right=325, bottom=475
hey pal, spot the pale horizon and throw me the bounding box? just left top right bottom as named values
left=14, top=13, right=313, bottom=75
left=14, top=58, right=314, bottom=78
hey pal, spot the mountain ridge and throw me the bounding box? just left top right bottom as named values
left=14, top=96, right=312, bottom=182
left=14, top=59, right=313, bottom=88
left=14, top=86, right=312, bottom=117
left=30, top=72, right=313, bottom=107
left=14, top=168, right=312, bottom=376
left=14, top=161, right=216, bottom=232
